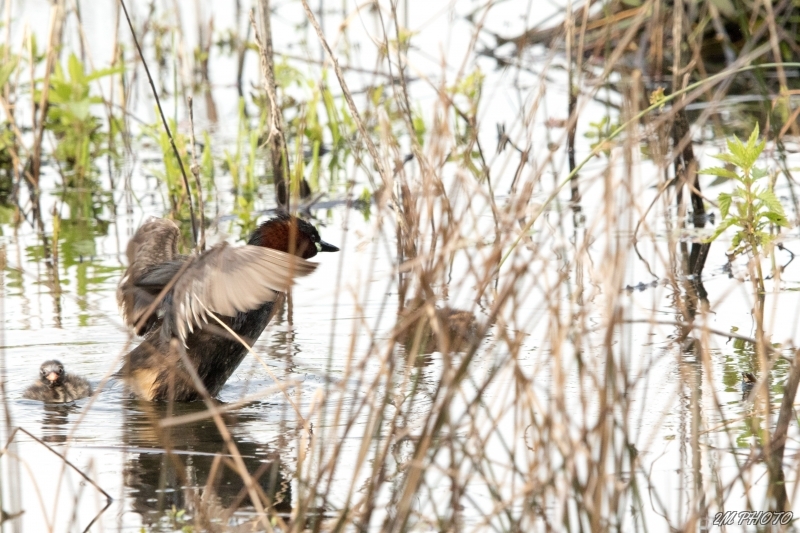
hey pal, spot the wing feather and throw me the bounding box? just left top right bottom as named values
left=118, top=217, right=318, bottom=342
left=166, top=243, right=317, bottom=344
left=116, top=218, right=182, bottom=333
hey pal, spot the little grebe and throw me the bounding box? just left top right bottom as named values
left=742, top=371, right=757, bottom=391
left=117, top=213, right=338, bottom=401
left=397, top=304, right=478, bottom=355
left=23, top=360, right=92, bottom=403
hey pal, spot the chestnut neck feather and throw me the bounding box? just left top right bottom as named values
left=249, top=220, right=316, bottom=259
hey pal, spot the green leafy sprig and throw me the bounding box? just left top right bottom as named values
left=700, top=124, right=789, bottom=258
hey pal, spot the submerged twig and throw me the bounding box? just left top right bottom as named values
left=0, top=427, right=112, bottom=503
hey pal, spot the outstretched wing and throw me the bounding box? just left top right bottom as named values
left=164, top=243, right=317, bottom=343
left=117, top=217, right=182, bottom=335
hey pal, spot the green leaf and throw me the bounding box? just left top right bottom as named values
left=746, top=123, right=760, bottom=151
left=63, top=99, right=91, bottom=121
left=742, top=125, right=765, bottom=168
left=709, top=175, right=731, bottom=187
left=0, top=55, right=18, bottom=88
left=718, top=192, right=732, bottom=219
left=751, top=166, right=768, bottom=179
left=700, top=167, right=739, bottom=179
left=750, top=138, right=766, bottom=166
left=321, top=87, right=341, bottom=145
left=705, top=217, right=737, bottom=243
left=67, top=54, right=84, bottom=83
left=85, top=64, right=124, bottom=82
left=726, top=136, right=747, bottom=166
left=762, top=211, right=790, bottom=227
left=758, top=189, right=786, bottom=216
left=413, top=113, right=426, bottom=147
left=712, top=152, right=740, bottom=166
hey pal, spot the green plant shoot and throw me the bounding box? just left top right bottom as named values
left=700, top=124, right=789, bottom=260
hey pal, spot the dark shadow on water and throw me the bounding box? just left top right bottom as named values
left=121, top=399, right=291, bottom=529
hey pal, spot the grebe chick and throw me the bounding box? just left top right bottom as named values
left=23, top=360, right=92, bottom=403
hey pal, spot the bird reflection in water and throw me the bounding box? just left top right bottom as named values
left=41, top=403, right=81, bottom=444
left=121, top=399, right=291, bottom=529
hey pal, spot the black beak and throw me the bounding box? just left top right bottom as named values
left=318, top=240, right=339, bottom=252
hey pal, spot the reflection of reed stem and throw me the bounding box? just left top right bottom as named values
left=171, top=340, right=277, bottom=532
left=769, top=349, right=800, bottom=511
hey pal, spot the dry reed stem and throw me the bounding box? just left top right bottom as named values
left=29, top=1, right=63, bottom=188
left=187, top=96, right=206, bottom=252
left=250, top=4, right=294, bottom=208
left=298, top=0, right=390, bottom=189
left=193, top=295, right=309, bottom=427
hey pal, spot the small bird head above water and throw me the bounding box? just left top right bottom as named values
left=741, top=371, right=757, bottom=393
left=248, top=213, right=339, bottom=259
left=39, top=360, right=65, bottom=388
